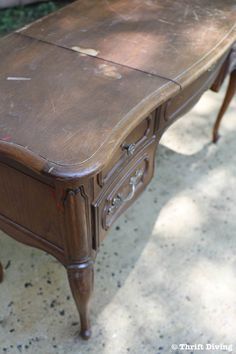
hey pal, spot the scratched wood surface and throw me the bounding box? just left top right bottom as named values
left=0, top=0, right=235, bottom=177
left=0, top=34, right=174, bottom=170
left=21, top=0, right=236, bottom=86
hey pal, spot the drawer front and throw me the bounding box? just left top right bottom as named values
left=159, top=52, right=229, bottom=130
left=98, top=111, right=156, bottom=186
left=93, top=140, right=156, bottom=244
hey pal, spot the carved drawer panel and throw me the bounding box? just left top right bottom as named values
left=159, top=52, right=229, bottom=130
left=98, top=111, right=156, bottom=186
left=93, top=140, right=156, bottom=245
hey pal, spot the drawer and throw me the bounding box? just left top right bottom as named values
left=98, top=111, right=156, bottom=186
left=93, top=139, right=156, bottom=244
left=158, top=52, right=229, bottom=130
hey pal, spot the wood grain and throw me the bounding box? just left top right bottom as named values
left=0, top=0, right=235, bottom=340
left=21, top=0, right=236, bottom=86
left=0, top=34, right=174, bottom=178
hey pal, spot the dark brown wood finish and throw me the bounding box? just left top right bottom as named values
left=20, top=0, right=236, bottom=87
left=67, top=262, right=94, bottom=340
left=0, top=0, right=236, bottom=340
left=0, top=34, right=176, bottom=177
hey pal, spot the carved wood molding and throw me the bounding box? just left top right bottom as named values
left=102, top=156, right=149, bottom=230
left=63, top=185, right=93, bottom=263
left=67, top=259, right=94, bottom=271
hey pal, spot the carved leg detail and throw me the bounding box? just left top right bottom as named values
left=213, top=70, right=236, bottom=143
left=0, top=262, right=3, bottom=283
left=67, top=261, right=94, bottom=340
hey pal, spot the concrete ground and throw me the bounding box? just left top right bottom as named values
left=0, top=82, right=236, bottom=354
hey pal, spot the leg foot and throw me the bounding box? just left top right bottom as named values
left=80, top=328, right=92, bottom=340
left=67, top=261, right=94, bottom=340
left=213, top=70, right=236, bottom=143
left=0, top=262, right=3, bottom=283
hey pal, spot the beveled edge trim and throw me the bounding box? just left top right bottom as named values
left=0, top=212, right=65, bottom=265
left=0, top=33, right=235, bottom=180
left=0, top=79, right=179, bottom=180
left=176, top=27, right=236, bottom=89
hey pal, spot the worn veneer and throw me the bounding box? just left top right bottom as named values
left=20, top=0, right=236, bottom=87
left=0, top=0, right=236, bottom=340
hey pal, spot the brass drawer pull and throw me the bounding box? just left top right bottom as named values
left=122, top=143, right=136, bottom=156
left=108, top=168, right=144, bottom=215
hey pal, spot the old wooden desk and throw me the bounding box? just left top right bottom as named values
left=0, top=0, right=236, bottom=340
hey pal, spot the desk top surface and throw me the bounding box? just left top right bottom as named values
left=0, top=0, right=236, bottom=178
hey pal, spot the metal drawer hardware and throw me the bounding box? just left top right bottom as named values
left=122, top=143, right=136, bottom=156
left=107, top=168, right=144, bottom=215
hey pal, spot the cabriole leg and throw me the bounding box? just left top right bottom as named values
left=213, top=70, right=236, bottom=143
left=67, top=261, right=94, bottom=340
